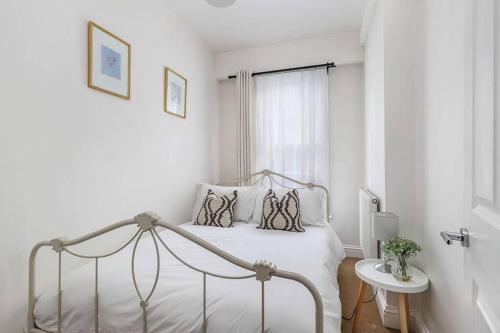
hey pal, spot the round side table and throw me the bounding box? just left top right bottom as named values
left=352, top=259, right=429, bottom=333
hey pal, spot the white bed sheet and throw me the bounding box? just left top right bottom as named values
left=34, top=222, right=345, bottom=333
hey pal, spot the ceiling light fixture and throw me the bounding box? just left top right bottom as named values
left=206, top=0, right=236, bottom=8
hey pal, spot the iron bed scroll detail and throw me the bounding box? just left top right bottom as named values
left=219, top=168, right=332, bottom=222
left=27, top=211, right=324, bottom=333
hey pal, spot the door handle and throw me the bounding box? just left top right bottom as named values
left=440, top=228, right=469, bottom=247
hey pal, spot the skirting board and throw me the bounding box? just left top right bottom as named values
left=375, top=289, right=430, bottom=333
left=344, top=244, right=364, bottom=258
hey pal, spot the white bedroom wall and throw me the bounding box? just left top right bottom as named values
left=214, top=34, right=365, bottom=248
left=379, top=0, right=421, bottom=328
left=383, top=1, right=468, bottom=331
left=0, top=0, right=217, bottom=331
left=215, top=31, right=364, bottom=79
left=330, top=64, right=365, bottom=248
left=363, top=0, right=386, bottom=210
left=217, top=79, right=238, bottom=183
left=364, top=0, right=468, bottom=331
left=383, top=0, right=418, bottom=248
left=413, top=0, right=467, bottom=331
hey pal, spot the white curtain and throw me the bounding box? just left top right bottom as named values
left=236, top=70, right=252, bottom=183
left=254, top=68, right=329, bottom=187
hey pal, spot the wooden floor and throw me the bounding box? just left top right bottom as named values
left=339, top=258, right=399, bottom=333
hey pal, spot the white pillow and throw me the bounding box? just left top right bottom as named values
left=192, top=184, right=258, bottom=222
left=251, top=187, right=328, bottom=227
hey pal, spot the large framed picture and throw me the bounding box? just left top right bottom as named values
left=164, top=67, right=187, bottom=118
left=88, top=21, right=131, bottom=100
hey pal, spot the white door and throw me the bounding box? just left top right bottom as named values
left=464, top=0, right=500, bottom=331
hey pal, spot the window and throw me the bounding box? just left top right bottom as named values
left=254, top=68, right=329, bottom=186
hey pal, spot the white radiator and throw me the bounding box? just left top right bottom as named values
left=359, top=189, right=380, bottom=258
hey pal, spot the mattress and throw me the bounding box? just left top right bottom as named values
left=34, top=222, right=345, bottom=333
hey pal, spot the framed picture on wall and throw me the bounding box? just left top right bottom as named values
left=88, top=21, right=131, bottom=99
left=164, top=67, right=187, bottom=118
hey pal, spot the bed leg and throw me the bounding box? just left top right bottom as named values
left=261, top=281, right=265, bottom=333
left=95, top=258, right=99, bottom=333
left=57, top=252, right=62, bottom=333
left=203, top=273, right=207, bottom=333
left=140, top=301, right=148, bottom=333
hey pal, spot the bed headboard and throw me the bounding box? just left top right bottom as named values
left=219, top=169, right=331, bottom=222
left=359, top=188, right=380, bottom=258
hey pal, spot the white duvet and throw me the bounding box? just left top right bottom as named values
left=35, top=222, right=345, bottom=333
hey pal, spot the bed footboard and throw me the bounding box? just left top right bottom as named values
left=27, top=212, right=323, bottom=333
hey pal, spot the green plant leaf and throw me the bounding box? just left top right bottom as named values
left=382, top=235, right=422, bottom=258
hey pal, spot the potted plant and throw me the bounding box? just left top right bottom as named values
left=382, top=236, right=422, bottom=282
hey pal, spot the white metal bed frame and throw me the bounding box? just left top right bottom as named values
left=27, top=169, right=330, bottom=333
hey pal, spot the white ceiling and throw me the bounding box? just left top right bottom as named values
left=163, top=0, right=367, bottom=52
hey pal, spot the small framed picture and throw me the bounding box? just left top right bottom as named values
left=88, top=21, right=131, bottom=99
left=164, top=67, right=187, bottom=118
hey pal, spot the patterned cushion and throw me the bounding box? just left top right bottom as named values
left=258, top=189, right=304, bottom=232
left=194, top=189, right=237, bottom=227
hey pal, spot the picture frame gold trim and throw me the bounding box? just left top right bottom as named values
left=164, top=67, right=187, bottom=119
left=88, top=21, right=131, bottom=100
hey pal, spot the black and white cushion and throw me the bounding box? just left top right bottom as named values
left=194, top=189, right=237, bottom=228
left=258, top=189, right=304, bottom=232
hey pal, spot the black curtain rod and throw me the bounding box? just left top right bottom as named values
left=227, top=62, right=336, bottom=79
